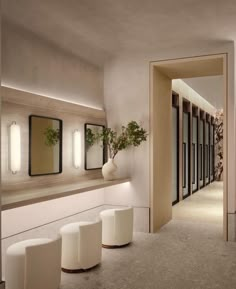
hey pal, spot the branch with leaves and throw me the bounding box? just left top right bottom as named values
left=86, top=121, right=148, bottom=159
left=214, top=109, right=223, bottom=181
left=44, top=127, right=60, bottom=147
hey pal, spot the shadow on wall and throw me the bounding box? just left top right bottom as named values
left=215, top=109, right=223, bottom=181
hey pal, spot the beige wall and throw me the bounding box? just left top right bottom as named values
left=104, top=42, right=235, bottom=235
left=1, top=20, right=106, bottom=190
left=150, top=68, right=172, bottom=232
left=0, top=20, right=107, bottom=267
left=2, top=20, right=104, bottom=109
left=104, top=56, right=150, bottom=231
left=1, top=89, right=106, bottom=191
left=172, top=80, right=217, bottom=116
left=0, top=89, right=108, bottom=257
left=183, top=76, right=224, bottom=109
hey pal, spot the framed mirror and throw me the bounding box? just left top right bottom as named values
left=29, top=115, right=63, bottom=176
left=84, top=123, right=105, bottom=170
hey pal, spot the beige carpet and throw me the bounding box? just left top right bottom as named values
left=173, top=181, right=223, bottom=225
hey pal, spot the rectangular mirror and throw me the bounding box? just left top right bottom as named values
left=85, top=123, right=105, bottom=170
left=29, top=115, right=63, bottom=176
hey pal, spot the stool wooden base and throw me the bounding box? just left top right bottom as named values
left=102, top=242, right=131, bottom=249
left=62, top=264, right=99, bottom=274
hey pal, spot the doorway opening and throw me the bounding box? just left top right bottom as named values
left=171, top=77, right=223, bottom=229
left=150, top=54, right=228, bottom=240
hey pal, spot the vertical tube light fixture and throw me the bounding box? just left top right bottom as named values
left=10, top=122, right=21, bottom=174
left=73, top=130, right=81, bottom=168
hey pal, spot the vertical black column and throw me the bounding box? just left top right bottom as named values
left=172, top=93, right=179, bottom=205
left=205, top=113, right=210, bottom=186
left=192, top=105, right=198, bottom=193
left=210, top=116, right=215, bottom=182
left=199, top=110, right=205, bottom=189
left=183, top=99, right=191, bottom=198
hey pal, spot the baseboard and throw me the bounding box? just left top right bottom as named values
left=172, top=200, right=179, bottom=206
left=0, top=281, right=5, bottom=289
left=183, top=194, right=190, bottom=200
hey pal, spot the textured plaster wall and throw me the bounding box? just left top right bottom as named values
left=1, top=101, right=105, bottom=190
left=104, top=42, right=235, bottom=232
left=172, top=79, right=217, bottom=115
left=183, top=76, right=224, bottom=109
left=1, top=21, right=106, bottom=241
left=2, top=20, right=104, bottom=109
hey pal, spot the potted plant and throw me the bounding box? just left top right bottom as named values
left=87, top=121, right=148, bottom=180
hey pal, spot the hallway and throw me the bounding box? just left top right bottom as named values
left=173, top=181, right=223, bottom=226
left=60, top=181, right=236, bottom=289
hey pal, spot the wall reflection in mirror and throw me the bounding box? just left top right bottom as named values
left=29, top=115, right=63, bottom=176
left=85, top=123, right=105, bottom=170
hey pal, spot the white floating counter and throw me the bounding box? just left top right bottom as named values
left=2, top=178, right=130, bottom=210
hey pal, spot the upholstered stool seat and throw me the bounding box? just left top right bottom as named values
left=60, top=219, right=102, bottom=273
left=100, top=207, right=133, bottom=248
left=5, top=238, right=61, bottom=289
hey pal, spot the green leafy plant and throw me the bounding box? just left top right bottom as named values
left=44, top=127, right=60, bottom=147
left=86, top=121, right=148, bottom=159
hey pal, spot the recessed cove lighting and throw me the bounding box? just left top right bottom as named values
left=2, top=84, right=104, bottom=111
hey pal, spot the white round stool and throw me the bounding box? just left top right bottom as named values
left=100, top=207, right=133, bottom=248
left=5, top=238, right=61, bottom=289
left=60, top=219, right=102, bottom=273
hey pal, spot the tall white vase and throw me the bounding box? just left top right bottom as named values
left=102, top=158, right=117, bottom=181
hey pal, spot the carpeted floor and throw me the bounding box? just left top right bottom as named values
left=61, top=182, right=236, bottom=289
left=172, top=181, right=223, bottom=225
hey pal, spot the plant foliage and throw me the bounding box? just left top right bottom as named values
left=214, top=109, right=223, bottom=181
left=44, top=127, right=60, bottom=147
left=86, top=121, right=148, bottom=159
left=85, top=128, right=96, bottom=148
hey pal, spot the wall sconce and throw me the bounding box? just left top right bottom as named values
left=73, top=130, right=81, bottom=168
left=10, top=122, right=21, bottom=174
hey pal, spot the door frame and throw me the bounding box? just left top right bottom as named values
left=149, top=53, right=229, bottom=240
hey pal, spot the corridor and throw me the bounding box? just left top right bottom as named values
left=173, top=181, right=223, bottom=226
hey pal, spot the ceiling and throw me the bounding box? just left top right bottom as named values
left=183, top=76, right=224, bottom=109
left=153, top=56, right=224, bottom=79
left=2, top=0, right=236, bottom=66
left=152, top=55, right=224, bottom=109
